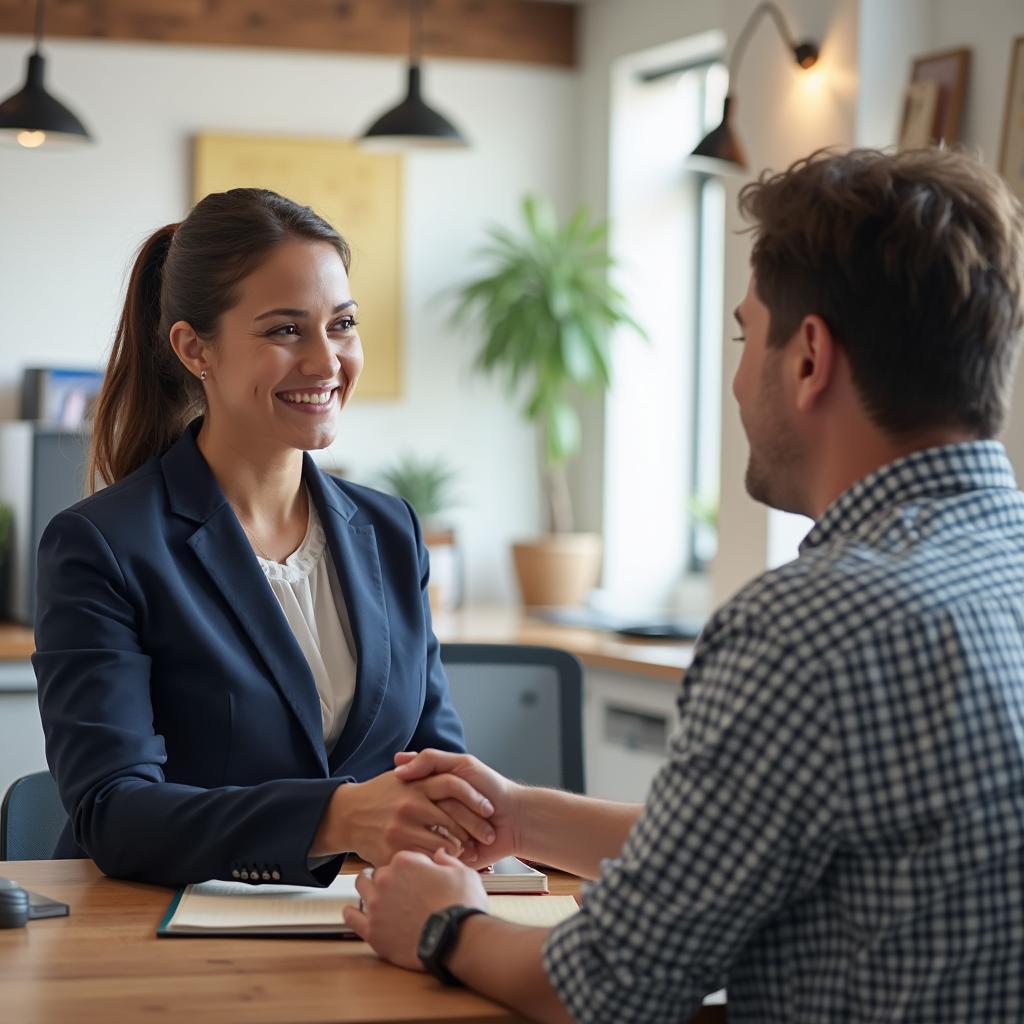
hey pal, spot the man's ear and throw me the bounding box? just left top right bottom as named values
left=793, top=314, right=836, bottom=414
left=168, top=321, right=209, bottom=380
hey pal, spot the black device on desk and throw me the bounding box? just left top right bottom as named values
left=0, top=877, right=69, bottom=928
left=532, top=606, right=704, bottom=641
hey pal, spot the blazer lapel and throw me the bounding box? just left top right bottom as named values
left=304, top=459, right=391, bottom=771
left=162, top=422, right=328, bottom=775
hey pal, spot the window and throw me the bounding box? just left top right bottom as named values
left=601, top=37, right=726, bottom=617
left=687, top=64, right=727, bottom=573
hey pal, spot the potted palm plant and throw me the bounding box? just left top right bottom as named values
left=453, top=196, right=644, bottom=606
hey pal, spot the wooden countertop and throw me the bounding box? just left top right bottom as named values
left=0, top=622, right=34, bottom=661
left=0, top=608, right=693, bottom=682
left=433, top=607, right=692, bottom=683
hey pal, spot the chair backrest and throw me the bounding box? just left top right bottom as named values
left=1, top=770, right=67, bottom=861
left=440, top=643, right=584, bottom=793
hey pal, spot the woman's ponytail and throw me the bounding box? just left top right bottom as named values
left=88, top=223, right=202, bottom=492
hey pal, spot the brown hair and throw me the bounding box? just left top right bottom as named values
left=738, top=147, right=1024, bottom=438
left=89, top=188, right=351, bottom=491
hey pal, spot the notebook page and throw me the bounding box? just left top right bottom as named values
left=487, top=895, right=578, bottom=927
left=173, top=874, right=359, bottom=930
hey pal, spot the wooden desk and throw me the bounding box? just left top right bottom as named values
left=0, top=860, right=726, bottom=1023
left=0, top=858, right=574, bottom=1023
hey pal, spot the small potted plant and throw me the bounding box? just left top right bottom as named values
left=380, top=455, right=461, bottom=610
left=453, top=196, right=644, bottom=606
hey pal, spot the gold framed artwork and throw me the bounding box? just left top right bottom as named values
left=999, top=35, right=1024, bottom=203
left=193, top=133, right=403, bottom=399
left=899, top=48, right=970, bottom=147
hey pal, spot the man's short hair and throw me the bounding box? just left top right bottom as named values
left=739, top=148, right=1024, bottom=438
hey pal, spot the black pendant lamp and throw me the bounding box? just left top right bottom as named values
left=360, top=0, right=467, bottom=149
left=0, top=0, right=92, bottom=148
left=690, top=1, right=818, bottom=173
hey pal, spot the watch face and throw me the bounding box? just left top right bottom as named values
left=418, top=914, right=449, bottom=959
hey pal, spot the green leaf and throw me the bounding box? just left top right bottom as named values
left=449, top=194, right=646, bottom=474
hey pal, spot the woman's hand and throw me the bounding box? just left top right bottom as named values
left=343, top=849, right=488, bottom=971
left=313, top=769, right=496, bottom=867
left=394, top=750, right=524, bottom=866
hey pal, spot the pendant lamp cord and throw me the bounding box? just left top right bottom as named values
left=410, top=0, right=423, bottom=64
left=32, top=0, right=47, bottom=54
left=727, top=1, right=797, bottom=80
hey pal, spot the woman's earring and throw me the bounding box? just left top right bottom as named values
left=200, top=370, right=208, bottom=381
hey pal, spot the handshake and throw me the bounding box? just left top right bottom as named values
left=311, top=749, right=522, bottom=869
left=325, top=748, right=637, bottom=993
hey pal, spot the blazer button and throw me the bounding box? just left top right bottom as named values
left=261, top=871, right=271, bottom=881
left=240, top=870, right=249, bottom=880
left=231, top=869, right=241, bottom=879
left=271, top=870, right=281, bottom=881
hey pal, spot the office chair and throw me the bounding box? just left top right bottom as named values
left=0, top=648, right=584, bottom=861
left=440, top=643, right=585, bottom=793
left=0, top=770, right=66, bottom=861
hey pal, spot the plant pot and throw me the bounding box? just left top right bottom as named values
left=511, top=533, right=602, bottom=608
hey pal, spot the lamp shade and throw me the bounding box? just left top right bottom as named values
left=690, top=96, right=747, bottom=172
left=361, top=65, right=467, bottom=149
left=0, top=52, right=91, bottom=147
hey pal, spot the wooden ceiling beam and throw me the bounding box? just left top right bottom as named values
left=0, top=0, right=577, bottom=67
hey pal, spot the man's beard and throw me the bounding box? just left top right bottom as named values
left=743, top=364, right=804, bottom=514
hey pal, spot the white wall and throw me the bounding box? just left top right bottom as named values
left=856, top=0, right=930, bottom=148
left=0, top=37, right=579, bottom=603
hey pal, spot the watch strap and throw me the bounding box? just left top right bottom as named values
left=418, top=904, right=487, bottom=986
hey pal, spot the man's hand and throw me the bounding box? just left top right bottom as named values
left=394, top=750, right=523, bottom=865
left=343, top=849, right=488, bottom=970
left=311, top=770, right=495, bottom=866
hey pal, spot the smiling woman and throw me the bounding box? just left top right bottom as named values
left=31, top=189, right=492, bottom=888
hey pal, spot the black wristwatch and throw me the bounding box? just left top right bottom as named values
left=417, top=905, right=487, bottom=986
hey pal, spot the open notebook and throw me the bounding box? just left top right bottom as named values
left=158, top=863, right=576, bottom=938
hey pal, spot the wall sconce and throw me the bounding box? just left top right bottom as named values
left=0, top=0, right=92, bottom=148
left=691, top=1, right=818, bottom=172
left=360, top=0, right=468, bottom=150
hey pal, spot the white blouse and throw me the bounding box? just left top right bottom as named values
left=254, top=498, right=358, bottom=753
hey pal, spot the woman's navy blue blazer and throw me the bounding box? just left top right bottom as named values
left=32, top=419, right=466, bottom=888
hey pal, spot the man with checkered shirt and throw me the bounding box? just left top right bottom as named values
left=344, top=147, right=1024, bottom=1023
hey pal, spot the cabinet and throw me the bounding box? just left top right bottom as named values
left=583, top=668, right=682, bottom=802
left=0, top=661, right=47, bottom=799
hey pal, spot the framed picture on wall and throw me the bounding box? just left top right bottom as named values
left=192, top=133, right=404, bottom=399
left=999, top=35, right=1024, bottom=202
left=898, top=80, right=940, bottom=149
left=900, top=48, right=970, bottom=147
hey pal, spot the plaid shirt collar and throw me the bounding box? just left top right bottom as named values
left=801, top=440, right=1017, bottom=553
